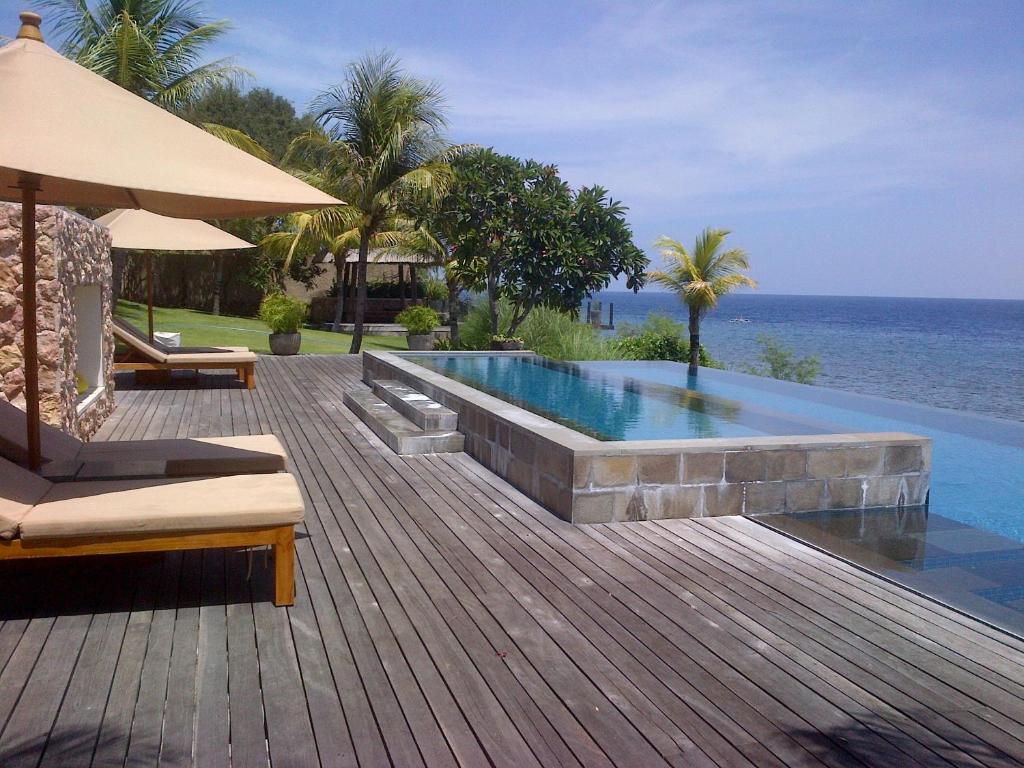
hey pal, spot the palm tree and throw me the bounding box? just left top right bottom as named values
left=38, top=0, right=241, bottom=108
left=278, top=52, right=458, bottom=353
left=649, top=229, right=757, bottom=376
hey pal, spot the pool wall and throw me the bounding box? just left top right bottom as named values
left=363, top=351, right=931, bottom=524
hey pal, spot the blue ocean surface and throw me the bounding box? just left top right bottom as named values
left=588, top=292, right=1024, bottom=423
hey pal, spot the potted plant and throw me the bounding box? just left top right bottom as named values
left=395, top=305, right=440, bottom=351
left=259, top=293, right=308, bottom=356
left=490, top=334, right=525, bottom=351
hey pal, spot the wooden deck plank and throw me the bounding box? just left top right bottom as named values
left=0, top=354, right=1018, bottom=767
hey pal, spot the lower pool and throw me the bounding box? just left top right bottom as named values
left=412, top=354, right=1024, bottom=636
left=580, top=360, right=1024, bottom=637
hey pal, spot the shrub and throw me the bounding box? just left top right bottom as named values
left=421, top=276, right=449, bottom=302
left=395, top=305, right=440, bottom=335
left=743, top=334, right=819, bottom=384
left=459, top=299, right=619, bottom=360
left=432, top=336, right=453, bottom=351
left=259, top=293, right=308, bottom=334
left=614, top=314, right=718, bottom=366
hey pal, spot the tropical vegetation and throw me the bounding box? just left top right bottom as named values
left=258, top=293, right=308, bottom=335
left=440, top=149, right=647, bottom=339
left=40, top=0, right=241, bottom=107
left=648, top=228, right=757, bottom=376
left=263, top=53, right=459, bottom=351
left=395, top=305, right=440, bottom=336
left=615, top=314, right=718, bottom=367
left=743, top=334, right=819, bottom=384
left=459, top=301, right=613, bottom=360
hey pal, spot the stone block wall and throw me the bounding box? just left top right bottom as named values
left=363, top=351, right=932, bottom=525
left=0, top=203, right=114, bottom=439
left=571, top=438, right=931, bottom=523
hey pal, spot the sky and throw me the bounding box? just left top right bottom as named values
left=9, top=1, right=1024, bottom=298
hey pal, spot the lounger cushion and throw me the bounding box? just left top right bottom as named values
left=79, top=435, right=288, bottom=475
left=21, top=472, right=304, bottom=541
left=0, top=457, right=53, bottom=539
left=114, top=320, right=256, bottom=364
left=163, top=350, right=258, bottom=364
left=0, top=399, right=82, bottom=464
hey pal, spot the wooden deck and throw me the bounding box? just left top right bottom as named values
left=2, top=354, right=1024, bottom=767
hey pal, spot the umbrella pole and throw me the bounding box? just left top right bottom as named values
left=19, top=175, right=41, bottom=471
left=146, top=253, right=154, bottom=342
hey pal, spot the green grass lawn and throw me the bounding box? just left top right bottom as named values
left=116, top=300, right=408, bottom=355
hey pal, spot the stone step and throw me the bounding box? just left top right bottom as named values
left=371, top=379, right=458, bottom=431
left=343, top=388, right=464, bottom=455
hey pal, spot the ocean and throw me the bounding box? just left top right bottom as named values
left=587, top=292, right=1024, bottom=423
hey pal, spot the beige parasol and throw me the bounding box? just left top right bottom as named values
left=0, top=12, right=342, bottom=469
left=95, top=209, right=255, bottom=340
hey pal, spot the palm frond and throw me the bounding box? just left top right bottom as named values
left=201, top=123, right=272, bottom=162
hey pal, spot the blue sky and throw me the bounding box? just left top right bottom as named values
left=12, top=1, right=1024, bottom=298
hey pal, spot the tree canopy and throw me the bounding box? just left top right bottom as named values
left=40, top=0, right=242, bottom=107
left=442, top=148, right=647, bottom=337
left=181, top=84, right=314, bottom=162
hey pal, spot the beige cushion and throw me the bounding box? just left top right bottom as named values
left=21, top=472, right=304, bottom=541
left=0, top=399, right=83, bottom=464
left=0, top=457, right=53, bottom=539
left=163, top=350, right=258, bottom=364
left=79, top=435, right=288, bottom=475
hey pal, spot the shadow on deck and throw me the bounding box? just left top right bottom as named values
left=1, top=354, right=1022, bottom=767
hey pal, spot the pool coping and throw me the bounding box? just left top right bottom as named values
left=362, top=350, right=932, bottom=524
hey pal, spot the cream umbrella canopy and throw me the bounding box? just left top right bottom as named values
left=95, top=209, right=255, bottom=341
left=0, top=12, right=342, bottom=470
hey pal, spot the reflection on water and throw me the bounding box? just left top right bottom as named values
left=413, top=354, right=844, bottom=441
left=759, top=507, right=1024, bottom=639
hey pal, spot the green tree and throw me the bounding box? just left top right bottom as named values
left=181, top=84, right=315, bottom=162
left=39, top=0, right=242, bottom=108
left=743, top=334, right=819, bottom=384
left=443, top=149, right=647, bottom=339
left=649, top=228, right=756, bottom=376
left=269, top=52, right=457, bottom=352
left=180, top=84, right=316, bottom=312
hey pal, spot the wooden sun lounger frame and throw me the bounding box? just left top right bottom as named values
left=0, top=524, right=295, bottom=605
left=115, top=350, right=257, bottom=389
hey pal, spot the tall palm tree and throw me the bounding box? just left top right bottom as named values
left=38, top=0, right=241, bottom=108
left=279, top=52, right=458, bottom=353
left=649, top=228, right=757, bottom=376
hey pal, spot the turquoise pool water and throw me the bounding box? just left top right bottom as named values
left=410, top=354, right=1024, bottom=635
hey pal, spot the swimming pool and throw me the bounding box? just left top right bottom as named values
left=415, top=354, right=854, bottom=440
left=408, top=354, right=1024, bottom=636
left=578, top=360, right=1024, bottom=636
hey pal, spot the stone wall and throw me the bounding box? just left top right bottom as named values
left=0, top=203, right=114, bottom=440
left=363, top=350, right=932, bottom=525
left=570, top=437, right=931, bottom=523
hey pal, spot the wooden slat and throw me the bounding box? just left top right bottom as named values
left=0, top=354, right=1020, bottom=767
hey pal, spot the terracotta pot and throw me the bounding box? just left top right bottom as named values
left=269, top=332, right=301, bottom=355
left=407, top=333, right=434, bottom=351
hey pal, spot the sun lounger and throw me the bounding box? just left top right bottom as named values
left=113, top=317, right=258, bottom=389
left=0, top=399, right=287, bottom=479
left=0, top=456, right=303, bottom=605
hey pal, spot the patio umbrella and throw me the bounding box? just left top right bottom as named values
left=0, top=12, right=342, bottom=470
left=95, top=209, right=255, bottom=341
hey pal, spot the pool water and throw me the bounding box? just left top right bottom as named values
left=415, top=354, right=853, bottom=441
left=410, top=354, right=1024, bottom=637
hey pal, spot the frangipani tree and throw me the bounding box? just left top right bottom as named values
left=649, top=228, right=756, bottom=376
left=442, top=148, right=647, bottom=340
